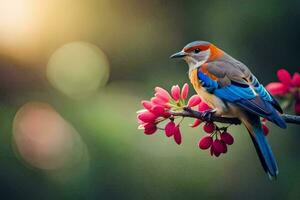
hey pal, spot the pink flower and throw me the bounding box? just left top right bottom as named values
left=171, top=85, right=181, bottom=101
left=198, top=128, right=234, bottom=157
left=187, top=95, right=202, bottom=107
left=190, top=102, right=211, bottom=128
left=165, top=121, right=176, bottom=137
left=266, top=69, right=291, bottom=95
left=212, top=139, right=226, bottom=157
left=143, top=123, right=157, bottom=135
left=220, top=132, right=234, bottom=145
left=142, top=100, right=153, bottom=110
left=151, top=105, right=171, bottom=118
left=151, top=97, right=167, bottom=106
left=190, top=119, right=202, bottom=128
left=266, top=82, right=289, bottom=95
left=198, top=102, right=211, bottom=111
left=173, top=125, right=182, bottom=145
left=155, top=87, right=171, bottom=102
left=181, top=83, right=189, bottom=99
left=137, top=111, right=157, bottom=123
left=266, top=69, right=300, bottom=115
left=277, top=69, right=292, bottom=86
left=198, top=136, right=213, bottom=150
left=203, top=122, right=215, bottom=133
left=137, top=83, right=232, bottom=152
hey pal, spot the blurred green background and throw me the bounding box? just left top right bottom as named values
left=0, top=0, right=299, bottom=199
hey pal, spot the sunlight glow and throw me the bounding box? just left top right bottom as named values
left=0, top=0, right=34, bottom=41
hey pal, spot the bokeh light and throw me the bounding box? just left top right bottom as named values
left=47, top=42, right=109, bottom=99
left=12, top=102, right=89, bottom=170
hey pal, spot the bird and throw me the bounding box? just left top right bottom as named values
left=170, top=41, right=286, bottom=179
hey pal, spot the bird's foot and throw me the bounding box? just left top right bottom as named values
left=201, top=109, right=217, bottom=121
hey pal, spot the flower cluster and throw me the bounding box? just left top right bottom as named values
left=137, top=83, right=201, bottom=145
left=266, top=69, right=300, bottom=115
left=137, top=83, right=234, bottom=157
left=198, top=123, right=234, bottom=157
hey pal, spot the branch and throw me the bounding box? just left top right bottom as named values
left=170, top=108, right=300, bottom=125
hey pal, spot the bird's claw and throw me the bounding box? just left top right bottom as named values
left=201, top=109, right=216, bottom=121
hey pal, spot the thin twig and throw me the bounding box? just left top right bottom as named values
left=170, top=108, right=300, bottom=125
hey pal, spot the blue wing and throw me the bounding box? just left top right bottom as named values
left=197, top=70, right=286, bottom=128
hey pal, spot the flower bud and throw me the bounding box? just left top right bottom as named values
left=151, top=105, right=165, bottom=117
left=198, top=102, right=211, bottom=111
left=198, top=136, right=213, bottom=150
left=203, top=122, right=215, bottom=133
left=173, top=125, right=181, bottom=145
left=144, top=123, right=157, bottom=135
left=142, top=100, right=153, bottom=110
left=187, top=95, right=201, bottom=107
left=165, top=121, right=176, bottom=137
left=155, top=87, right=171, bottom=101
left=138, top=111, right=157, bottom=123
left=181, top=83, right=189, bottom=99
left=171, top=85, right=180, bottom=101
left=220, top=132, right=234, bottom=145
left=190, top=119, right=202, bottom=128
left=212, top=139, right=224, bottom=154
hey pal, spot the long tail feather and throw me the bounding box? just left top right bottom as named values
left=242, top=113, right=278, bottom=179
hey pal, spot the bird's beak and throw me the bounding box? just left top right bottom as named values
left=170, top=51, right=187, bottom=59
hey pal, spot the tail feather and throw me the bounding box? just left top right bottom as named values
left=242, top=114, right=278, bottom=179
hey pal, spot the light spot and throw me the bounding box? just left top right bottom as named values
left=12, top=102, right=89, bottom=170
left=47, top=42, right=110, bottom=99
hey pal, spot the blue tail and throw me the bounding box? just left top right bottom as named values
left=244, top=114, right=278, bottom=179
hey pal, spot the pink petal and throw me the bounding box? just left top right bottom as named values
left=155, top=87, right=171, bottom=101
left=155, top=93, right=169, bottom=102
left=203, top=122, right=215, bottom=133
left=187, top=95, right=202, bottom=107
left=181, top=83, right=189, bottom=99
left=151, top=97, right=166, bottom=106
left=165, top=121, right=175, bottom=137
left=292, top=72, right=300, bottom=87
left=151, top=105, right=165, bottom=117
left=277, top=69, right=292, bottom=86
left=141, top=100, right=153, bottom=110
left=198, top=102, right=211, bottom=111
left=220, top=132, right=234, bottom=145
left=190, top=119, right=202, bottom=128
left=212, top=139, right=224, bottom=154
left=144, top=123, right=157, bottom=135
left=265, top=82, right=289, bottom=95
left=171, top=85, right=181, bottom=101
left=173, top=126, right=182, bottom=145
left=137, top=111, right=157, bottom=123
left=198, top=136, right=213, bottom=150
left=295, top=100, right=300, bottom=115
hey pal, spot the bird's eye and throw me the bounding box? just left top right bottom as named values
left=194, top=48, right=201, bottom=54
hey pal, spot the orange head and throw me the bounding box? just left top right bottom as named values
left=170, top=41, right=223, bottom=71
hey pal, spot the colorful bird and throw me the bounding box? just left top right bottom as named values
left=170, top=41, right=286, bottom=179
